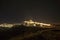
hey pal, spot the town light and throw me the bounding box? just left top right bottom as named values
left=24, top=20, right=52, bottom=28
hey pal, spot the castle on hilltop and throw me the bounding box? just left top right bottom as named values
left=23, top=20, right=52, bottom=28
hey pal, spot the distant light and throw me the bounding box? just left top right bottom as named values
left=0, top=23, right=14, bottom=28
left=23, top=19, right=52, bottom=28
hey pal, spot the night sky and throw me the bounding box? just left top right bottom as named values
left=0, top=0, right=60, bottom=23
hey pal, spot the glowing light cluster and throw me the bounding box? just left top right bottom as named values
left=24, top=20, right=52, bottom=28
left=24, top=20, right=34, bottom=24
left=0, top=23, right=14, bottom=28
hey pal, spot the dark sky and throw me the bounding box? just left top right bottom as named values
left=0, top=0, right=60, bottom=23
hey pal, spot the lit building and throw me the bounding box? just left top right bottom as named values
left=0, top=23, right=14, bottom=28
left=23, top=20, right=52, bottom=28
left=23, top=20, right=36, bottom=26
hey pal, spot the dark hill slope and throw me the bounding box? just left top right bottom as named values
left=0, top=25, right=60, bottom=40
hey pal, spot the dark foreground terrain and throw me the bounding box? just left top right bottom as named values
left=0, top=25, right=60, bottom=40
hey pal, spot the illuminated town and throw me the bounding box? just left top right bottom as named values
left=0, top=20, right=53, bottom=28
left=23, top=20, right=53, bottom=28
left=0, top=23, right=15, bottom=28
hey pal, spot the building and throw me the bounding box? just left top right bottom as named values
left=0, top=23, right=14, bottom=28
left=23, top=20, right=52, bottom=28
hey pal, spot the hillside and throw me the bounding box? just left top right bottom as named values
left=0, top=25, right=60, bottom=40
